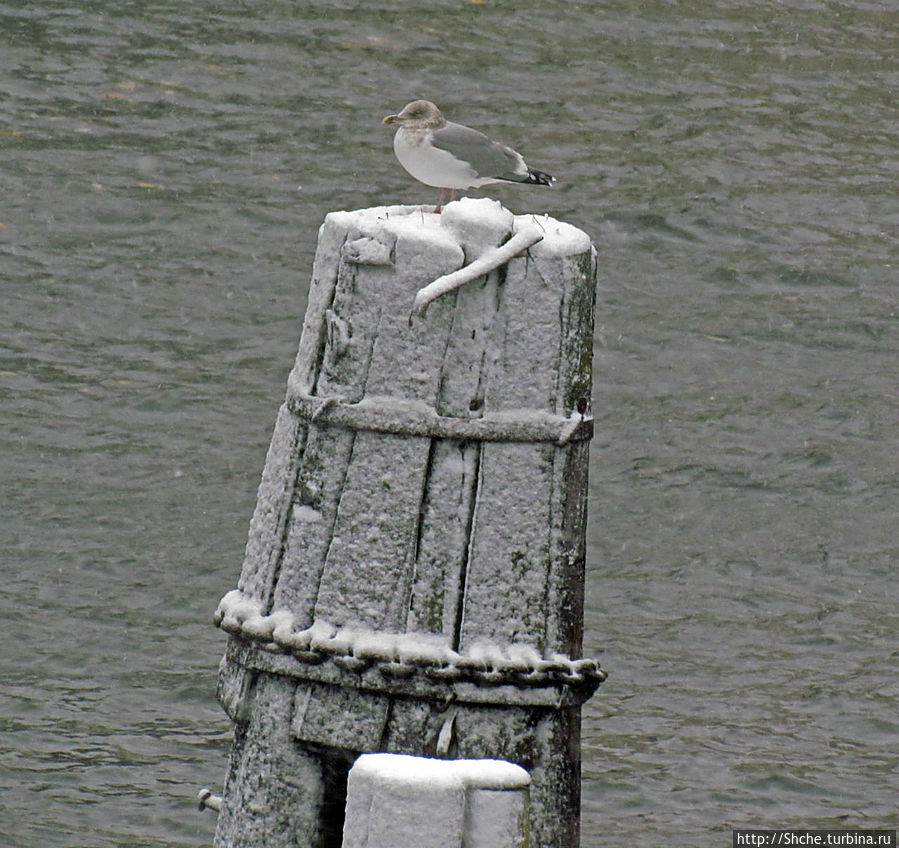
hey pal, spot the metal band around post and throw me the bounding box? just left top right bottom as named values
left=214, top=590, right=606, bottom=708
left=285, top=373, right=593, bottom=446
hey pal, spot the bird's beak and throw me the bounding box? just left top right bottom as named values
left=383, top=114, right=400, bottom=125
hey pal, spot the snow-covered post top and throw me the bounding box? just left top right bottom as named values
left=210, top=198, right=602, bottom=848
left=343, top=753, right=530, bottom=848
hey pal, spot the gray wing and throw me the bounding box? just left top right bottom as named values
left=431, top=121, right=529, bottom=182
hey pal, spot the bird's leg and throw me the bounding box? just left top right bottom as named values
left=433, top=188, right=459, bottom=214
left=434, top=188, right=450, bottom=213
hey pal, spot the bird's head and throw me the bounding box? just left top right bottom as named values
left=383, top=100, right=446, bottom=130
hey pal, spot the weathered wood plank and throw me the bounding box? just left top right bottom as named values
left=543, top=246, right=596, bottom=657
left=292, top=682, right=389, bottom=750
left=270, top=253, right=398, bottom=617
left=457, top=218, right=596, bottom=655
left=458, top=233, right=568, bottom=653
left=404, top=203, right=514, bottom=642
left=271, top=218, right=466, bottom=619
left=311, top=224, right=463, bottom=630
left=311, top=429, right=430, bottom=629
left=460, top=440, right=556, bottom=651
left=405, top=438, right=479, bottom=638
left=214, top=674, right=323, bottom=848
left=290, top=215, right=465, bottom=745
left=406, top=273, right=505, bottom=641
left=237, top=212, right=351, bottom=602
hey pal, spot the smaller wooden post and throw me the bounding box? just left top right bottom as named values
left=342, top=754, right=530, bottom=848
left=211, top=197, right=603, bottom=848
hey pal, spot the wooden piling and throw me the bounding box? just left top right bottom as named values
left=342, top=754, right=530, bottom=848
left=211, top=198, right=603, bottom=848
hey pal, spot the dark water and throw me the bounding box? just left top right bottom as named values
left=2, top=2, right=896, bottom=846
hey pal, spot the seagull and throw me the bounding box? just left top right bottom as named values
left=383, top=100, right=555, bottom=212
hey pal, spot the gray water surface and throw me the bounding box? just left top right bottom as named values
left=2, top=2, right=897, bottom=846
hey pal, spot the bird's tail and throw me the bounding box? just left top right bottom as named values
left=523, top=168, right=555, bottom=186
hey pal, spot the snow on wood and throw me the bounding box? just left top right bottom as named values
left=342, top=753, right=529, bottom=848
left=211, top=198, right=598, bottom=848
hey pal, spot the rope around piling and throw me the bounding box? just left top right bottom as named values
left=410, top=225, right=545, bottom=319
